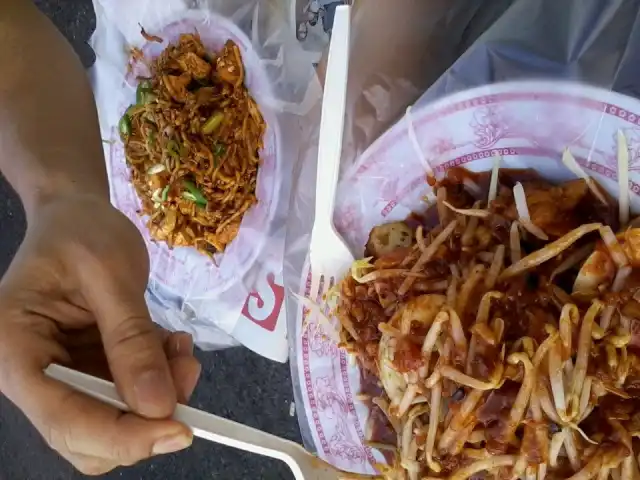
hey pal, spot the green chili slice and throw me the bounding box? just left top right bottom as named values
left=147, top=130, right=156, bottom=148
left=202, top=112, right=224, bottom=135
left=119, top=113, right=132, bottom=139
left=166, top=139, right=181, bottom=159
left=136, top=80, right=153, bottom=104
left=213, top=142, right=226, bottom=157
left=183, top=180, right=207, bottom=205
left=161, top=184, right=170, bottom=202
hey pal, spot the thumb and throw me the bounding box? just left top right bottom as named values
left=81, top=267, right=177, bottom=418
left=20, top=371, right=192, bottom=468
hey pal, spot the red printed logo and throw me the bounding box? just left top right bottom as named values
left=241, top=273, right=285, bottom=332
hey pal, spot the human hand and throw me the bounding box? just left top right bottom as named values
left=0, top=194, right=202, bottom=475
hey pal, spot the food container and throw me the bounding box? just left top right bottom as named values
left=291, top=80, right=640, bottom=474
left=107, top=9, right=282, bottom=299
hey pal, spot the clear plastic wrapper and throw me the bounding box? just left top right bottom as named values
left=91, top=0, right=320, bottom=359
left=286, top=0, right=640, bottom=473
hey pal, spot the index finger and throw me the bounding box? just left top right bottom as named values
left=13, top=369, right=192, bottom=465
left=80, top=263, right=176, bottom=419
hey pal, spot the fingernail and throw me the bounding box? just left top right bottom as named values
left=134, top=369, right=173, bottom=413
left=152, top=433, right=192, bottom=455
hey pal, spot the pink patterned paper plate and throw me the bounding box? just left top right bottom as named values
left=108, top=10, right=282, bottom=299
left=294, top=81, right=640, bottom=474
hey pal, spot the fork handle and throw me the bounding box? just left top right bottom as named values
left=45, top=365, right=301, bottom=468
left=314, top=6, right=351, bottom=226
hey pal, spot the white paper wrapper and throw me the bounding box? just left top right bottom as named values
left=90, top=0, right=321, bottom=360
left=290, top=80, right=640, bottom=474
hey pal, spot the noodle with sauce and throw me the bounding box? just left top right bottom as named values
left=121, top=33, right=265, bottom=256
left=332, top=161, right=640, bottom=480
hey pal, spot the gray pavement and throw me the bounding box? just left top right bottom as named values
left=0, top=1, right=301, bottom=478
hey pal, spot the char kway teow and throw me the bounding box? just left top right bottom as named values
left=329, top=146, right=640, bottom=479
left=121, top=33, right=265, bottom=257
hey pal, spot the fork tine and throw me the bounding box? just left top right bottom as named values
left=323, top=276, right=336, bottom=316
left=309, top=270, right=322, bottom=304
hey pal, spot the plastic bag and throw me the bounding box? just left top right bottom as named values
left=419, top=0, right=640, bottom=104
left=90, top=0, right=321, bottom=360
left=286, top=0, right=640, bottom=473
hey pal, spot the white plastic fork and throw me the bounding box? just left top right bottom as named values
left=308, top=5, right=355, bottom=305
left=44, top=364, right=367, bottom=480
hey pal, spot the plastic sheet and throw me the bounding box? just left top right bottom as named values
left=91, top=0, right=321, bottom=360
left=286, top=0, right=640, bottom=473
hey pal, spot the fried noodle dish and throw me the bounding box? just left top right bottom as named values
left=332, top=152, right=640, bottom=479
left=120, top=33, right=265, bottom=256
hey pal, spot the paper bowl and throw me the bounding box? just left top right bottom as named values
left=293, top=81, right=640, bottom=474
left=107, top=10, right=282, bottom=299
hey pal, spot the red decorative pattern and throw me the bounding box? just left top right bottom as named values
left=381, top=175, right=425, bottom=218
left=301, top=264, right=331, bottom=457
left=339, top=351, right=377, bottom=467
left=302, top=333, right=331, bottom=457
